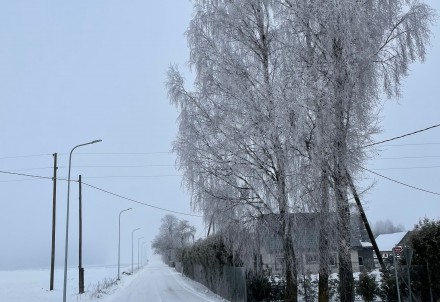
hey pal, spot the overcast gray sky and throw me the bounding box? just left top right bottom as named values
left=0, top=0, right=438, bottom=270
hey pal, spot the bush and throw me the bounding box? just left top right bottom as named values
left=328, top=275, right=339, bottom=301
left=298, top=274, right=317, bottom=302
left=246, top=272, right=287, bottom=302
left=247, top=272, right=273, bottom=302
left=356, top=270, right=378, bottom=302
left=87, top=277, right=118, bottom=299
left=378, top=270, right=398, bottom=302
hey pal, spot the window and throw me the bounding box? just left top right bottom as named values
left=305, top=253, right=318, bottom=264
left=275, top=257, right=285, bottom=272
left=358, top=256, right=364, bottom=266
left=329, top=254, right=337, bottom=266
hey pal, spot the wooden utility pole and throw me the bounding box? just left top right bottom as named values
left=346, top=171, right=387, bottom=272
left=207, top=214, right=214, bottom=236
left=50, top=153, right=57, bottom=291
left=78, top=175, right=85, bottom=294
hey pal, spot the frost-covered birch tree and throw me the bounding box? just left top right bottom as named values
left=277, top=0, right=435, bottom=301
left=151, top=215, right=197, bottom=260
left=167, top=1, right=307, bottom=301
left=167, top=0, right=434, bottom=301
left=152, top=214, right=180, bottom=261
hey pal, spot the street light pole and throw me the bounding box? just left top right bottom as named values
left=50, top=152, right=57, bottom=291
left=137, top=236, right=144, bottom=270
left=78, top=175, right=84, bottom=294
left=118, top=208, right=132, bottom=280
left=141, top=242, right=147, bottom=267
left=62, top=139, right=102, bottom=302
left=131, top=228, right=140, bottom=273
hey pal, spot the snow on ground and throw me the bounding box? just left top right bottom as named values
left=0, top=263, right=132, bottom=302
left=103, top=257, right=227, bottom=302
left=0, top=256, right=227, bottom=302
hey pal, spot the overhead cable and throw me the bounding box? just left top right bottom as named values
left=0, top=169, right=201, bottom=217
left=362, top=123, right=440, bottom=148
left=371, top=165, right=440, bottom=171
left=72, top=151, right=173, bottom=155
left=0, top=169, right=53, bottom=180
left=81, top=175, right=181, bottom=179
left=361, top=167, right=440, bottom=196
left=0, top=154, right=51, bottom=160
left=81, top=181, right=203, bottom=217
left=371, top=155, right=440, bottom=160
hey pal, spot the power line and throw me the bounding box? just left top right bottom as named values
left=9, top=167, right=55, bottom=172
left=0, top=170, right=181, bottom=181
left=72, top=164, right=175, bottom=168
left=0, top=154, right=51, bottom=160
left=0, top=169, right=202, bottom=217
left=371, top=165, right=440, bottom=171
left=370, top=155, right=440, bottom=160
left=81, top=175, right=182, bottom=179
left=0, top=169, right=53, bottom=180
left=81, top=181, right=203, bottom=218
left=69, top=152, right=173, bottom=155
left=361, top=167, right=440, bottom=196
left=0, top=178, right=46, bottom=183
left=4, top=164, right=175, bottom=173
left=362, top=123, right=440, bottom=148
left=380, top=143, right=440, bottom=147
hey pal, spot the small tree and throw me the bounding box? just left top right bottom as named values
left=151, top=215, right=196, bottom=264
left=378, top=270, right=398, bottom=302
left=409, top=218, right=440, bottom=301
left=299, top=274, right=318, bottom=302
left=356, top=270, right=378, bottom=302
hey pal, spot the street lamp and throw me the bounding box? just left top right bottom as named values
left=141, top=242, right=147, bottom=267
left=131, top=228, right=140, bottom=273
left=63, top=139, right=102, bottom=302
left=117, top=208, right=132, bottom=280
left=137, top=236, right=144, bottom=270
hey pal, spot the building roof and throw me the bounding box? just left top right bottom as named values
left=361, top=241, right=373, bottom=248
left=375, top=231, right=408, bottom=251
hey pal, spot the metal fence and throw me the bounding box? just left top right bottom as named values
left=175, top=262, right=247, bottom=302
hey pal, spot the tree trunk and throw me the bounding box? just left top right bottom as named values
left=283, top=215, right=298, bottom=302
left=277, top=159, right=298, bottom=302
left=318, top=168, right=330, bottom=302
left=332, top=35, right=354, bottom=302
left=335, top=181, right=354, bottom=302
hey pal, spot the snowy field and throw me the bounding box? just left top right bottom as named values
left=0, top=256, right=227, bottom=302
left=0, top=263, right=133, bottom=302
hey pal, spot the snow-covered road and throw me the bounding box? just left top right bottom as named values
left=0, top=256, right=226, bottom=302
left=106, top=259, right=226, bottom=302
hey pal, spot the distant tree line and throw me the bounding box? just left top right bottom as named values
left=373, top=219, right=405, bottom=237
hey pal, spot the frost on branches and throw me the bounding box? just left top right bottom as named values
left=167, top=0, right=435, bottom=301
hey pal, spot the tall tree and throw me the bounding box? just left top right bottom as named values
left=168, top=1, right=434, bottom=302
left=177, top=220, right=196, bottom=247
left=168, top=1, right=307, bottom=301
left=152, top=215, right=196, bottom=262
left=277, top=0, right=434, bottom=300
left=409, top=218, right=440, bottom=301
